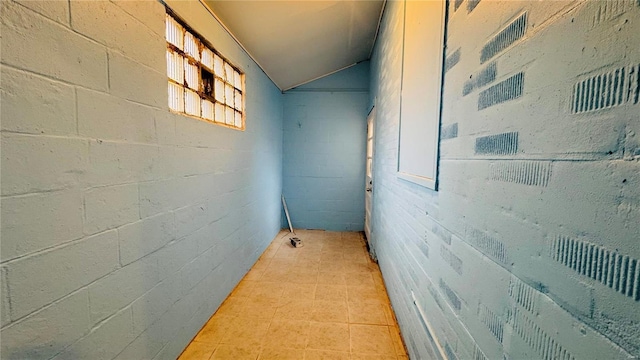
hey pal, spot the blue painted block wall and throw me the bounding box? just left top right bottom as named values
left=0, top=1, right=283, bottom=359
left=369, top=1, right=639, bottom=359
left=282, top=62, right=370, bottom=231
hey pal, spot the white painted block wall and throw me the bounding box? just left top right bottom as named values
left=370, top=1, right=639, bottom=359
left=0, top=1, right=283, bottom=359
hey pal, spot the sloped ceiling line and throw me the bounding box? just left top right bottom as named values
left=204, top=0, right=385, bottom=91
left=198, top=0, right=281, bottom=90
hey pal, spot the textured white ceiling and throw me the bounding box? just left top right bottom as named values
left=204, top=0, right=384, bottom=90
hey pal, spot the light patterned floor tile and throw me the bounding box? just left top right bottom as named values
left=348, top=300, right=388, bottom=325
left=283, top=282, right=317, bottom=300
left=350, top=324, right=396, bottom=356
left=306, top=322, right=350, bottom=352
left=304, top=349, right=350, bottom=360
left=350, top=354, right=397, bottom=360
left=219, top=317, right=270, bottom=348
left=263, top=319, right=310, bottom=349
left=317, top=271, right=347, bottom=286
left=315, top=284, right=348, bottom=302
left=210, top=344, right=259, bottom=360
left=275, top=298, right=314, bottom=321
left=311, top=300, right=349, bottom=323
left=177, top=341, right=216, bottom=360
left=192, top=315, right=234, bottom=345
left=259, top=347, right=304, bottom=360
left=179, top=231, right=407, bottom=360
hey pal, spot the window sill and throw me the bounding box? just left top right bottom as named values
left=397, top=172, right=437, bottom=190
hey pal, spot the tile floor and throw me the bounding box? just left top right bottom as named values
left=178, top=230, right=409, bottom=360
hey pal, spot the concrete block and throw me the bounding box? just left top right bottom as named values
left=1, top=189, right=83, bottom=262
left=0, top=66, right=76, bottom=136
left=86, top=140, right=162, bottom=187
left=207, top=208, right=242, bottom=244
left=52, top=307, right=135, bottom=360
left=211, top=171, right=245, bottom=194
left=108, top=50, right=166, bottom=108
left=6, top=230, right=119, bottom=319
left=173, top=114, right=235, bottom=149
left=178, top=249, right=215, bottom=295
left=88, top=255, right=159, bottom=324
left=111, top=0, right=166, bottom=37
left=169, top=146, right=222, bottom=177
left=1, top=133, right=88, bottom=196
left=155, top=117, right=176, bottom=146
left=0, top=1, right=107, bottom=90
left=149, top=284, right=217, bottom=360
left=77, top=88, right=158, bottom=144
left=184, top=291, right=215, bottom=332
left=139, top=175, right=216, bottom=218
left=118, top=212, right=175, bottom=266
left=192, top=223, right=221, bottom=254
left=113, top=318, right=164, bottom=360
left=1, top=268, right=10, bottom=327
left=70, top=0, right=165, bottom=72
left=156, top=279, right=204, bottom=338
left=138, top=179, right=181, bottom=218
left=150, top=232, right=199, bottom=282
left=590, top=296, right=640, bottom=357
left=131, top=275, right=182, bottom=335
left=618, top=159, right=640, bottom=207
left=174, top=200, right=215, bottom=240
left=535, top=161, right=635, bottom=254
left=0, top=290, right=90, bottom=360
left=151, top=326, right=186, bottom=360
left=84, top=183, right=139, bottom=235
left=199, top=267, right=228, bottom=308
left=14, top=0, right=69, bottom=25
left=505, top=290, right=634, bottom=360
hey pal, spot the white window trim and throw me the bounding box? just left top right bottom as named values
left=396, top=0, right=447, bottom=190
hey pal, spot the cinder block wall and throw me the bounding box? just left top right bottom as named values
left=370, top=1, right=639, bottom=359
left=0, top=1, right=283, bottom=359
left=282, top=63, right=369, bottom=231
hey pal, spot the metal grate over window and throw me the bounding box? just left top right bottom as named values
left=165, top=12, right=244, bottom=129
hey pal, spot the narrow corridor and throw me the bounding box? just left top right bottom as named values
left=178, top=230, right=408, bottom=359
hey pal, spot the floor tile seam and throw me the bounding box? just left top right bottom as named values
left=207, top=343, right=400, bottom=360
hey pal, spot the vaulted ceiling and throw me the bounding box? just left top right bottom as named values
left=204, top=0, right=385, bottom=91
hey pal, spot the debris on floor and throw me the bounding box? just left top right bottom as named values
left=290, top=237, right=303, bottom=248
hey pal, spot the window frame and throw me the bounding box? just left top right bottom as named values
left=397, top=0, right=447, bottom=190
left=165, top=8, right=246, bottom=131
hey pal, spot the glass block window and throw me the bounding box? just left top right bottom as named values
left=165, top=12, right=245, bottom=130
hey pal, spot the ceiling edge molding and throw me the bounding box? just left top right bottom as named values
left=285, top=88, right=368, bottom=93
left=368, top=0, right=387, bottom=59
left=283, top=62, right=360, bottom=92
left=198, top=0, right=284, bottom=91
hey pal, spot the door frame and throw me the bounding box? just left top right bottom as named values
left=364, top=106, right=376, bottom=258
